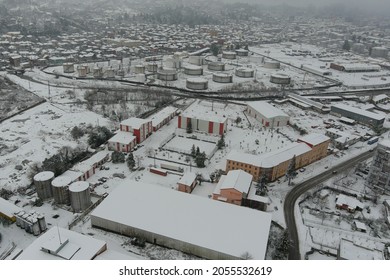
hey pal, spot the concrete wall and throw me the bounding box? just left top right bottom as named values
left=91, top=216, right=239, bottom=260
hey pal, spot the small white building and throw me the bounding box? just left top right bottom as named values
left=108, top=131, right=137, bottom=153
left=177, top=172, right=197, bottom=193
left=148, top=106, right=178, bottom=131
left=178, top=113, right=227, bottom=136
left=247, top=101, right=290, bottom=128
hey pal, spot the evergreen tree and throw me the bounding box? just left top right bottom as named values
left=196, top=146, right=200, bottom=156
left=112, top=151, right=125, bottom=163
left=285, top=155, right=296, bottom=186
left=191, top=144, right=196, bottom=158
left=71, top=126, right=84, bottom=140
left=127, top=153, right=136, bottom=170
left=195, top=152, right=207, bottom=168
left=217, top=134, right=225, bottom=149
left=256, top=173, right=268, bottom=196
left=342, top=40, right=351, bottom=51
left=186, top=120, right=193, bottom=133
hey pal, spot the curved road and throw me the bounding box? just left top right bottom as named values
left=284, top=150, right=374, bottom=260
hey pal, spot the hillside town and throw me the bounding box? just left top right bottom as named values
left=1, top=0, right=390, bottom=261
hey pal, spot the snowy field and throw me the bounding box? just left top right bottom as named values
left=164, top=135, right=217, bottom=156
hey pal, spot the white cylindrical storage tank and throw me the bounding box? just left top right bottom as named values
left=34, top=171, right=54, bottom=200
left=157, top=68, right=178, bottom=81
left=264, top=60, right=280, bottom=69
left=93, top=67, right=103, bottom=78
left=63, top=63, right=75, bottom=73
left=235, top=68, right=254, bottom=78
left=134, top=64, right=145, bottom=74
left=117, top=68, right=125, bottom=77
left=105, top=68, right=115, bottom=78
left=222, top=51, right=237, bottom=59
left=270, top=73, right=291, bottom=84
left=208, top=61, right=225, bottom=71
left=32, top=217, right=40, bottom=236
left=20, top=212, right=30, bottom=229
left=236, top=49, right=249, bottom=56
left=212, top=73, right=233, bottom=83
left=52, top=176, right=71, bottom=205
left=77, top=66, right=88, bottom=77
left=186, top=78, right=208, bottom=90
left=15, top=211, right=24, bottom=227
left=69, top=181, right=92, bottom=213
left=371, top=47, right=388, bottom=58
left=37, top=214, right=47, bottom=232
left=137, top=74, right=146, bottom=83
left=146, top=62, right=158, bottom=72
left=183, top=65, right=203, bottom=76
left=189, top=56, right=204, bottom=66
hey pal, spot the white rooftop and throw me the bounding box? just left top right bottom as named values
left=17, top=227, right=106, bottom=260
left=332, top=104, right=385, bottom=121
left=108, top=131, right=136, bottom=145
left=339, top=239, right=383, bottom=260
left=148, top=106, right=178, bottom=128
left=248, top=101, right=289, bottom=119
left=73, top=151, right=108, bottom=173
left=336, top=194, right=364, bottom=210
left=33, top=171, right=55, bottom=182
left=178, top=172, right=197, bottom=186
left=0, top=197, right=22, bottom=219
left=91, top=181, right=272, bottom=259
left=372, top=94, right=388, bottom=102
left=60, top=170, right=83, bottom=183
left=51, top=176, right=72, bottom=188
left=69, top=181, right=89, bottom=193
left=227, top=142, right=312, bottom=169
left=298, top=133, right=330, bottom=146
left=213, top=170, right=252, bottom=195
left=121, top=117, right=150, bottom=129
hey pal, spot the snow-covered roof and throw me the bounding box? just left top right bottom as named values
left=178, top=172, right=197, bottom=186
left=354, top=220, right=367, bottom=231
left=0, top=197, right=22, bottom=219
left=33, top=171, right=54, bottom=182
left=60, top=170, right=83, bottom=183
left=17, top=227, right=106, bottom=260
left=182, top=111, right=227, bottom=124
left=379, top=139, right=390, bottom=149
left=331, top=104, right=385, bottom=121
left=339, top=239, right=383, bottom=260
left=69, top=181, right=89, bottom=193
left=248, top=101, right=289, bottom=119
left=342, top=64, right=381, bottom=72
left=72, top=151, right=109, bottom=173
left=227, top=142, right=312, bottom=169
left=108, top=131, right=136, bottom=145
left=336, top=194, right=364, bottom=210
left=51, top=176, right=72, bottom=188
left=372, top=94, right=388, bottom=102
left=298, top=133, right=329, bottom=146
left=148, top=106, right=178, bottom=128
left=91, top=181, right=272, bottom=260
left=121, top=117, right=150, bottom=129
left=213, top=170, right=252, bottom=195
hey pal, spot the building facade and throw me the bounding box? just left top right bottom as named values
left=178, top=115, right=227, bottom=136
left=331, top=104, right=385, bottom=128
left=366, top=140, right=390, bottom=193
left=120, top=118, right=153, bottom=144
left=226, top=134, right=330, bottom=182
left=246, top=101, right=290, bottom=128
left=212, top=170, right=252, bottom=205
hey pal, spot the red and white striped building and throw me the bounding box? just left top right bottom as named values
left=178, top=114, right=227, bottom=135
left=120, top=117, right=152, bottom=144
left=107, top=132, right=137, bottom=153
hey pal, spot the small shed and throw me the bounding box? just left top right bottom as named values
left=177, top=172, right=197, bottom=193
left=353, top=220, right=367, bottom=233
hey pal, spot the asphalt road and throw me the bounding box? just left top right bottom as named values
left=283, top=150, right=374, bottom=260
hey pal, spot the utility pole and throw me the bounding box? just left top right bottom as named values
left=47, top=81, right=51, bottom=101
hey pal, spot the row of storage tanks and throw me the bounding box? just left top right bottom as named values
left=33, top=171, right=92, bottom=213
left=15, top=210, right=47, bottom=236
left=63, top=63, right=125, bottom=78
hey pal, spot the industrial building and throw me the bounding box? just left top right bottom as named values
left=330, top=63, right=381, bottom=72
left=370, top=47, right=388, bottom=59
left=177, top=172, right=197, bottom=193
left=70, top=151, right=109, bottom=181
left=148, top=106, right=178, bottom=131
left=0, top=197, right=22, bottom=223
left=91, top=181, right=272, bottom=260
left=337, top=239, right=384, bottom=260
left=212, top=170, right=252, bottom=206
left=14, top=210, right=47, bottom=236
left=263, top=60, right=280, bottom=69
left=366, top=140, right=390, bottom=193
left=63, top=62, right=75, bottom=73
left=108, top=131, right=137, bottom=153
left=246, top=101, right=290, bottom=128
left=331, top=104, right=385, bottom=128
left=325, top=128, right=361, bottom=149
left=120, top=117, right=152, bottom=144
left=178, top=112, right=227, bottom=136
left=226, top=134, right=330, bottom=182
left=17, top=227, right=107, bottom=260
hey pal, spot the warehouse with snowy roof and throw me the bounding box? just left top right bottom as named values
left=90, top=181, right=272, bottom=260
left=247, top=101, right=290, bottom=128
